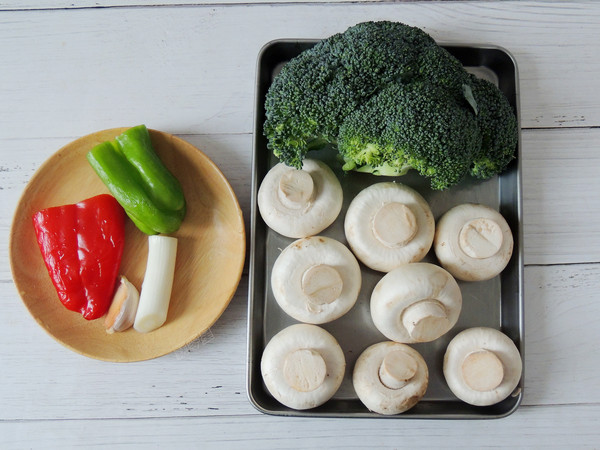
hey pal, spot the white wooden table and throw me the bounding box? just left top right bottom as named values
left=2, top=1, right=599, bottom=447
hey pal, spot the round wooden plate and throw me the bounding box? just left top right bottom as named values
left=9, top=127, right=246, bottom=362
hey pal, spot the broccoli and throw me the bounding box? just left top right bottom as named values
left=263, top=21, right=436, bottom=168
left=468, top=75, right=519, bottom=179
left=263, top=20, right=518, bottom=190
left=416, top=43, right=472, bottom=97
left=338, top=82, right=482, bottom=190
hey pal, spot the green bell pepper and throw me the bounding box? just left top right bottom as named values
left=86, top=125, right=186, bottom=235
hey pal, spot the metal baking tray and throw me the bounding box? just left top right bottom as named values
left=247, top=39, right=523, bottom=419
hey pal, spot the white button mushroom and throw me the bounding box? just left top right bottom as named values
left=344, top=182, right=435, bottom=272
left=443, top=327, right=522, bottom=406
left=271, top=236, right=361, bottom=324
left=370, top=263, right=462, bottom=343
left=353, top=341, right=428, bottom=415
left=260, top=323, right=346, bottom=410
left=257, top=159, right=343, bottom=238
left=434, top=203, right=514, bottom=281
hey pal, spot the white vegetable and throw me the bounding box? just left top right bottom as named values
left=443, top=327, right=522, bottom=406
left=133, top=235, right=178, bottom=333
left=261, top=323, right=345, bottom=410
left=344, top=182, right=435, bottom=272
left=353, top=341, right=428, bottom=415
left=104, top=276, right=140, bottom=333
left=257, top=159, right=343, bottom=238
left=434, top=203, right=514, bottom=281
left=370, top=263, right=462, bottom=343
left=271, top=236, right=361, bottom=324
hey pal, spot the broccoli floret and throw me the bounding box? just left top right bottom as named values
left=263, top=21, right=436, bottom=168
left=416, top=44, right=472, bottom=97
left=263, top=47, right=342, bottom=169
left=469, top=75, right=519, bottom=179
left=338, top=82, right=482, bottom=190
left=263, top=20, right=518, bottom=189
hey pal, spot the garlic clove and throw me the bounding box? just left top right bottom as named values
left=105, top=276, right=140, bottom=333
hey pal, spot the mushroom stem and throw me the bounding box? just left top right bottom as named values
left=278, top=169, right=314, bottom=210
left=378, top=350, right=418, bottom=389
left=283, top=348, right=327, bottom=392
left=459, top=218, right=504, bottom=259
left=461, top=350, right=505, bottom=392
left=372, top=202, right=417, bottom=247
left=301, top=264, right=343, bottom=306
left=401, top=299, right=449, bottom=342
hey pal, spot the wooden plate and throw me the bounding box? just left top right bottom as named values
left=9, top=127, right=246, bottom=362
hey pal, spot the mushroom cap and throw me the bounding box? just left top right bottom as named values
left=257, top=159, right=343, bottom=238
left=443, top=327, right=522, bottom=406
left=434, top=203, right=514, bottom=281
left=370, top=263, right=462, bottom=343
left=344, top=182, right=435, bottom=272
left=353, top=341, right=428, bottom=415
left=260, top=323, right=346, bottom=410
left=271, top=236, right=361, bottom=324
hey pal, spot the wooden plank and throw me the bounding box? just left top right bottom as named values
left=0, top=2, right=599, bottom=140
left=1, top=0, right=375, bottom=10
left=524, top=264, right=600, bottom=406
left=2, top=403, right=599, bottom=448
left=521, top=128, right=600, bottom=265
left=1, top=0, right=596, bottom=10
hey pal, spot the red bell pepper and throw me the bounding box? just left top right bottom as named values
left=32, top=194, right=126, bottom=320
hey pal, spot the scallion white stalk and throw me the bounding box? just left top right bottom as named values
left=134, top=235, right=178, bottom=333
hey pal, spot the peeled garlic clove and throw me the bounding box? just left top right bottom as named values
left=105, top=276, right=140, bottom=333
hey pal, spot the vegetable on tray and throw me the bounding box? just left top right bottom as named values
left=443, top=327, right=522, bottom=406
left=353, top=342, right=429, bottom=415
left=86, top=124, right=186, bottom=234
left=263, top=21, right=518, bottom=190
left=434, top=203, right=514, bottom=281
left=257, top=159, right=343, bottom=238
left=370, top=263, right=462, bottom=344
left=261, top=324, right=346, bottom=410
left=344, top=182, right=435, bottom=272
left=32, top=194, right=126, bottom=320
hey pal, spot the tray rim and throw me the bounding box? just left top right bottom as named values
left=247, top=39, right=524, bottom=419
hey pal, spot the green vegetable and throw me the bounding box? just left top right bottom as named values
left=338, top=82, right=482, bottom=191
left=468, top=75, right=519, bottom=180
left=86, top=125, right=186, bottom=234
left=263, top=21, right=518, bottom=190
